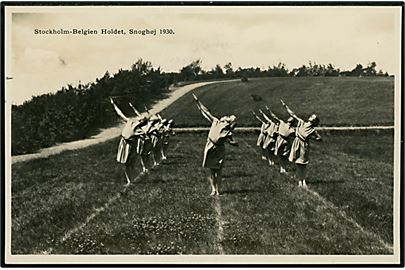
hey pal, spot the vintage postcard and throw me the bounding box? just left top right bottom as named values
left=2, top=2, right=403, bottom=266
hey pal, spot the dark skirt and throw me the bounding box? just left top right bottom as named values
left=203, top=141, right=226, bottom=170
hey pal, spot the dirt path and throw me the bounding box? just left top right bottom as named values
left=212, top=197, right=225, bottom=254
left=12, top=78, right=393, bottom=164
left=12, top=80, right=238, bottom=164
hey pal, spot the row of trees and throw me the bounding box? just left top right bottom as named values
left=12, top=59, right=175, bottom=155
left=12, top=59, right=391, bottom=155
left=177, top=60, right=390, bottom=82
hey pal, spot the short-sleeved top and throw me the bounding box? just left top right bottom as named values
left=278, top=121, right=295, bottom=138
left=264, top=121, right=277, bottom=137
left=295, top=119, right=315, bottom=142
left=208, top=118, right=233, bottom=145
left=121, top=119, right=144, bottom=140
left=141, top=121, right=157, bottom=139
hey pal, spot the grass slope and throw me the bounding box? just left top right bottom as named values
left=309, top=134, right=394, bottom=244
left=161, top=77, right=394, bottom=127
left=12, top=133, right=393, bottom=255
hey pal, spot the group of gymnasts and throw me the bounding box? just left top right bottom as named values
left=252, top=100, right=322, bottom=188
left=192, top=95, right=321, bottom=195
left=110, top=98, right=174, bottom=186
left=112, top=94, right=321, bottom=195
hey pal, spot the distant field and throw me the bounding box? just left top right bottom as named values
left=161, top=77, right=394, bottom=127
left=12, top=133, right=393, bottom=254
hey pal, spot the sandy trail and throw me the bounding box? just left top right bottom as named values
left=12, top=79, right=393, bottom=164
left=12, top=80, right=237, bottom=164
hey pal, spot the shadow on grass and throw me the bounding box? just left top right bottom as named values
left=161, top=160, right=188, bottom=166
left=221, top=188, right=262, bottom=195
left=223, top=172, right=255, bottom=178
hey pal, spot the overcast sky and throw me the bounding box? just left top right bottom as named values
left=6, top=6, right=401, bottom=104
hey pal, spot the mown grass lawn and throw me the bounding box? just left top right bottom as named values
left=12, top=133, right=393, bottom=255
left=309, top=133, right=394, bottom=244
left=161, top=77, right=394, bottom=127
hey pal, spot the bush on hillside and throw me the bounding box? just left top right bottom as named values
left=12, top=59, right=173, bottom=155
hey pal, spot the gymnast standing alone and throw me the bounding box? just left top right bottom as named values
left=193, top=93, right=239, bottom=196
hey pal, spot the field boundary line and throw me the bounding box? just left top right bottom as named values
left=212, top=197, right=225, bottom=254
left=174, top=126, right=394, bottom=132
left=240, top=139, right=394, bottom=253
left=12, top=125, right=393, bottom=164
left=41, top=142, right=181, bottom=255
left=11, top=80, right=238, bottom=164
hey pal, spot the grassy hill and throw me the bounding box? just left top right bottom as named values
left=12, top=133, right=393, bottom=254
left=11, top=76, right=395, bottom=256
left=161, top=77, right=394, bottom=127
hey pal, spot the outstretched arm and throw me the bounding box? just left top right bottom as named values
left=252, top=111, right=265, bottom=124
left=144, top=106, right=151, bottom=117
left=193, top=94, right=216, bottom=123
left=280, top=100, right=303, bottom=122
left=259, top=109, right=273, bottom=124
left=265, top=106, right=281, bottom=122
left=110, top=98, right=128, bottom=122
left=129, top=102, right=141, bottom=116
left=157, top=114, right=163, bottom=121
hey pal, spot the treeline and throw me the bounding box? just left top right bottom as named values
left=12, top=59, right=175, bottom=155
left=12, top=59, right=391, bottom=155
left=176, top=60, right=390, bottom=82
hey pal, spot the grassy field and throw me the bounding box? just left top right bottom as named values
left=11, top=133, right=393, bottom=255
left=161, top=77, right=394, bottom=127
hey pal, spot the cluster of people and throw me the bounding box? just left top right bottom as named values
left=112, top=94, right=321, bottom=194
left=111, top=98, right=174, bottom=186
left=192, top=95, right=322, bottom=194
left=253, top=100, right=322, bottom=187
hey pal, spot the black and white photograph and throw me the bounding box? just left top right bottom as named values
left=2, top=2, right=403, bottom=265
